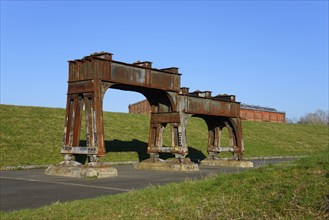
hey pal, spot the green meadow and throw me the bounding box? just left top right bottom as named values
left=0, top=104, right=328, bottom=167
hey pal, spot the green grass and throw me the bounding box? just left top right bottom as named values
left=1, top=151, right=328, bottom=219
left=1, top=104, right=328, bottom=167
left=1, top=104, right=328, bottom=219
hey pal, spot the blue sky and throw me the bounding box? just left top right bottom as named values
left=1, top=1, right=328, bottom=120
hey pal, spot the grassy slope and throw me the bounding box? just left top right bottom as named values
left=1, top=104, right=328, bottom=166
left=1, top=151, right=328, bottom=219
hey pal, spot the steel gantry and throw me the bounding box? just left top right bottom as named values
left=61, top=52, right=245, bottom=164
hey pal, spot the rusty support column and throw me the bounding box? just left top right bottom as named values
left=225, top=122, right=236, bottom=147
left=207, top=126, right=222, bottom=159
left=201, top=117, right=252, bottom=167
left=147, top=122, right=165, bottom=157
left=170, top=124, right=187, bottom=157
left=62, top=95, right=83, bottom=150
left=147, top=110, right=190, bottom=160
left=92, top=80, right=106, bottom=157
left=230, top=117, right=245, bottom=159
left=62, top=95, right=75, bottom=149
left=61, top=84, right=106, bottom=160
left=204, top=117, right=245, bottom=160
left=72, top=95, right=83, bottom=147
left=84, top=94, right=93, bottom=148
left=169, top=113, right=190, bottom=159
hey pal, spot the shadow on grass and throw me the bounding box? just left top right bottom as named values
left=105, top=139, right=149, bottom=161
left=78, top=140, right=207, bottom=163
left=77, top=139, right=149, bottom=163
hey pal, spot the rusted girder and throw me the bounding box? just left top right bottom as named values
left=61, top=52, right=245, bottom=164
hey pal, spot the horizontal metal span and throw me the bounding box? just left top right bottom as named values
left=110, top=62, right=180, bottom=92
left=151, top=112, right=181, bottom=123
left=68, top=57, right=181, bottom=92
left=67, top=80, right=94, bottom=95
left=61, top=146, right=98, bottom=155
left=184, top=96, right=240, bottom=117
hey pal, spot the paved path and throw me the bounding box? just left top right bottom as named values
left=0, top=158, right=294, bottom=212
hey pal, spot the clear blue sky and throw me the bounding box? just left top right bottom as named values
left=1, top=1, right=328, bottom=120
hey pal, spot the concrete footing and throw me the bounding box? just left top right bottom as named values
left=45, top=161, right=118, bottom=178
left=201, top=159, right=254, bottom=168
left=134, top=158, right=199, bottom=172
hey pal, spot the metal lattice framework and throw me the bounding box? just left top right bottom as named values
left=61, top=52, right=245, bottom=163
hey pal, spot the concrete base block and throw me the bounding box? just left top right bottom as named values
left=201, top=159, right=254, bottom=168
left=45, top=161, right=118, bottom=178
left=134, top=158, right=199, bottom=172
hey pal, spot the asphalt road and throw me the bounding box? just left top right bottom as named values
left=0, top=158, right=294, bottom=212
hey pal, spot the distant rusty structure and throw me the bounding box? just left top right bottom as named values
left=61, top=52, right=245, bottom=164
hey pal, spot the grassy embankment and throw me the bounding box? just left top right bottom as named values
left=0, top=104, right=328, bottom=167
left=1, top=151, right=328, bottom=219
left=0, top=105, right=328, bottom=219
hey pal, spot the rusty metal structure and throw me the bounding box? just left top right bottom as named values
left=129, top=100, right=286, bottom=123
left=61, top=52, right=244, bottom=163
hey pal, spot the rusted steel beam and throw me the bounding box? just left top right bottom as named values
left=150, top=113, right=181, bottom=124
left=111, top=62, right=181, bottom=92
left=67, top=52, right=181, bottom=92
left=67, top=81, right=94, bottom=95
left=183, top=95, right=240, bottom=117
